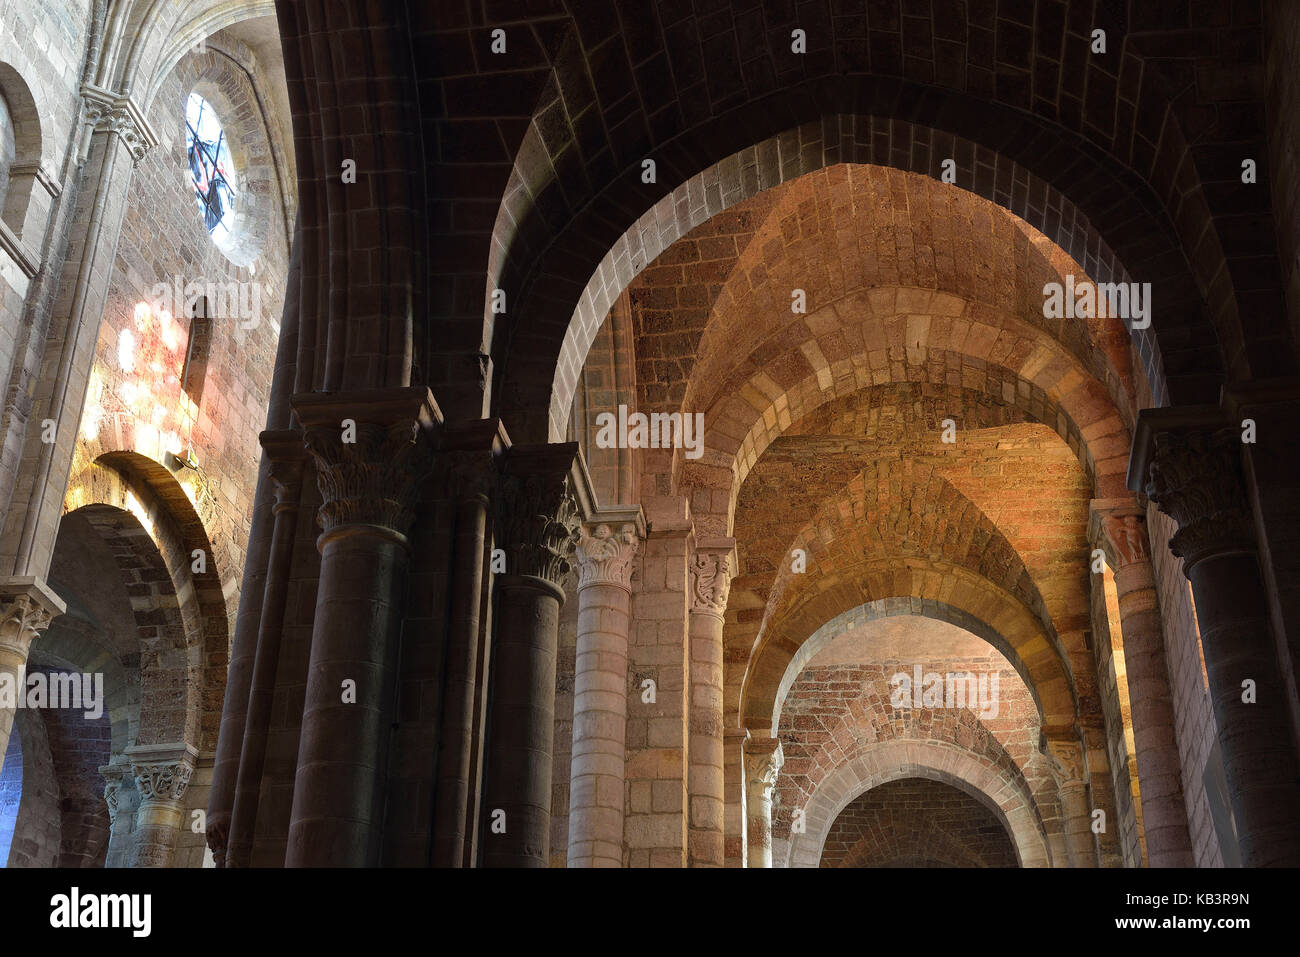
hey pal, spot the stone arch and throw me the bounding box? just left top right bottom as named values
left=68, top=503, right=196, bottom=748
left=66, top=455, right=228, bottom=752
left=497, top=110, right=1217, bottom=442
left=679, top=289, right=1134, bottom=522
left=743, top=559, right=1078, bottom=734
left=784, top=739, right=1052, bottom=868
left=769, top=598, right=1046, bottom=733
left=821, top=776, right=1019, bottom=868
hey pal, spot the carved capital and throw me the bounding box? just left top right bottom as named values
left=690, top=542, right=734, bottom=618
left=1045, top=737, right=1085, bottom=791
left=447, top=451, right=497, bottom=504
left=293, top=389, right=440, bottom=540
left=260, top=429, right=305, bottom=512
left=1144, top=428, right=1254, bottom=569
left=744, top=736, right=784, bottom=802
left=81, top=84, right=158, bottom=163
left=1100, top=511, right=1149, bottom=568
left=99, top=764, right=130, bottom=823
left=498, top=468, right=581, bottom=585
left=126, top=743, right=198, bottom=806
left=577, top=517, right=643, bottom=592
left=0, top=577, right=65, bottom=658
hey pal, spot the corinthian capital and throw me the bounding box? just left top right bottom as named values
left=126, top=743, right=198, bottom=805
left=498, top=469, right=581, bottom=585
left=1144, top=427, right=1253, bottom=569
left=0, top=577, right=66, bottom=657
left=690, top=540, right=735, bottom=618
left=577, top=508, right=645, bottom=592
left=80, top=84, right=159, bottom=163
left=293, top=389, right=440, bottom=540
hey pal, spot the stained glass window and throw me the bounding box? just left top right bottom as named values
left=185, top=93, right=236, bottom=240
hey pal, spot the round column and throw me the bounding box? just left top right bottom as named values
left=687, top=540, right=733, bottom=868
left=126, top=744, right=197, bottom=868
left=1098, top=508, right=1195, bottom=866
left=482, top=449, right=581, bottom=867
left=744, top=735, right=782, bottom=868
left=568, top=516, right=641, bottom=867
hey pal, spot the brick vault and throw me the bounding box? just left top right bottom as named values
left=0, top=0, right=1297, bottom=870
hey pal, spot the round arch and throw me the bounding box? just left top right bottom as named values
left=783, top=739, right=1052, bottom=868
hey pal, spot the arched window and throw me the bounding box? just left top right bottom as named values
left=185, top=92, right=236, bottom=241
left=0, top=91, right=16, bottom=213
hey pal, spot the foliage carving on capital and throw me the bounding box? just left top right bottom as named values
left=690, top=549, right=733, bottom=617
left=577, top=522, right=641, bottom=591
left=1144, top=428, right=1253, bottom=569
left=81, top=85, right=158, bottom=163
left=0, top=593, right=59, bottom=656
left=498, top=471, right=581, bottom=585
left=303, top=419, right=433, bottom=536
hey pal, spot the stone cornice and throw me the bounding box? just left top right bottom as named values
left=80, top=83, right=159, bottom=163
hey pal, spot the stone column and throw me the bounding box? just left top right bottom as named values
left=432, top=423, right=505, bottom=867
left=0, top=577, right=64, bottom=775
left=687, top=538, right=733, bottom=867
left=1135, top=421, right=1300, bottom=865
left=285, top=388, right=438, bottom=866
left=1094, top=503, right=1195, bottom=866
left=1045, top=734, right=1097, bottom=867
left=568, top=511, right=643, bottom=867
left=225, top=430, right=303, bottom=867
left=744, top=735, right=783, bottom=868
left=723, top=727, right=749, bottom=866
left=126, top=743, right=198, bottom=868
left=482, top=444, right=583, bottom=867
left=0, top=87, right=156, bottom=579
left=100, top=762, right=138, bottom=868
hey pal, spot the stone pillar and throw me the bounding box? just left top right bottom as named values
left=0, top=87, right=156, bottom=579
left=285, top=389, right=438, bottom=866
left=482, top=444, right=583, bottom=867
left=568, top=511, right=643, bottom=867
left=723, top=727, right=749, bottom=866
left=225, top=430, right=303, bottom=867
left=100, top=762, right=139, bottom=868
left=432, top=423, right=505, bottom=867
left=1135, top=420, right=1300, bottom=866
left=0, top=577, right=64, bottom=775
left=126, top=743, right=198, bottom=868
left=623, top=497, right=691, bottom=867
left=1045, top=734, right=1097, bottom=867
left=744, top=735, right=783, bottom=868
left=1094, top=503, right=1195, bottom=866
left=687, top=538, right=733, bottom=867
